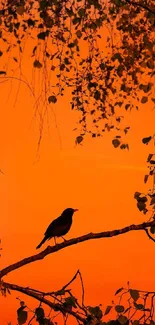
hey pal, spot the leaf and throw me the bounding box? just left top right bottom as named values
left=142, top=136, right=152, bottom=145
left=129, top=289, right=139, bottom=301
left=134, top=303, right=144, bottom=310
left=33, top=60, right=42, bottom=69
left=147, top=154, right=153, bottom=162
left=64, top=57, right=70, bottom=65
left=37, top=31, right=49, bottom=40
left=112, top=139, right=120, bottom=148
left=64, top=296, right=77, bottom=308
left=76, top=30, right=82, bottom=39
left=134, top=192, right=141, bottom=199
left=88, top=306, right=102, bottom=319
left=144, top=175, right=149, bottom=183
left=100, top=63, right=105, bottom=70
left=120, top=144, right=128, bottom=150
left=78, top=8, right=85, bottom=17
left=48, top=95, right=57, bottom=104
left=150, top=226, right=155, bottom=234
left=55, top=289, right=65, bottom=296
left=118, top=315, right=128, bottom=325
left=133, top=321, right=139, bottom=325
left=115, top=305, right=124, bottom=313
left=35, top=307, right=45, bottom=318
left=104, top=305, right=112, bottom=315
left=76, top=135, right=83, bottom=145
left=141, top=96, right=148, bottom=104
left=16, top=5, right=25, bottom=15
left=137, top=201, right=146, bottom=212
left=115, top=287, right=124, bottom=296
left=68, top=42, right=75, bottom=48
left=150, top=197, right=155, bottom=205
left=125, top=104, right=130, bottom=110
left=94, top=90, right=100, bottom=100
left=17, top=306, right=27, bottom=325
left=147, top=59, right=154, bottom=69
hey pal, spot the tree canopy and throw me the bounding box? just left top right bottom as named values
left=0, top=0, right=154, bottom=145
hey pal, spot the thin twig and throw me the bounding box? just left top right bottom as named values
left=3, top=281, right=85, bottom=323
left=144, top=228, right=155, bottom=242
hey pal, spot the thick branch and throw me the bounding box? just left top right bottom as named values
left=2, top=281, right=85, bottom=323
left=0, top=220, right=155, bottom=279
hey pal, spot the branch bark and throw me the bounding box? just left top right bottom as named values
left=2, top=281, right=85, bottom=323
left=0, top=220, right=155, bottom=279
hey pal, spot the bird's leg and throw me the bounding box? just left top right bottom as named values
left=61, top=236, right=67, bottom=242
left=54, top=237, right=57, bottom=245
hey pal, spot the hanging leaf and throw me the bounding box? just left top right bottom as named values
left=35, top=307, right=45, bottom=320
left=64, top=296, right=77, bottom=308
left=115, top=305, right=124, bottom=313
left=141, top=96, right=148, bottom=104
left=17, top=305, right=27, bottom=325
left=104, top=305, right=112, bottom=315
left=37, top=31, right=49, bottom=40
left=48, top=95, right=57, bottom=104
left=118, top=315, right=128, bottom=325
left=147, top=154, right=153, bottom=162
left=112, top=139, right=120, bottom=148
left=76, top=135, right=83, bottom=144
left=88, top=306, right=103, bottom=319
left=55, top=289, right=65, bottom=296
left=147, top=59, right=154, bottom=69
left=132, top=321, right=139, bottom=325
left=142, top=136, right=152, bottom=145
left=134, top=303, right=144, bottom=310
left=137, top=200, right=146, bottom=212
left=144, top=175, right=149, bottom=183
left=150, top=197, right=155, bottom=205
left=129, top=289, right=139, bottom=301
left=16, top=5, right=25, bottom=15
left=33, top=60, right=42, bottom=68
left=134, top=192, right=141, bottom=199
left=150, top=226, right=155, bottom=234
left=115, top=287, right=124, bottom=296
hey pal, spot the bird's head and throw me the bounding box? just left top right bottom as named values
left=62, top=208, right=78, bottom=217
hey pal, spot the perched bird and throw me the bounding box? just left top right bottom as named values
left=36, top=208, right=78, bottom=249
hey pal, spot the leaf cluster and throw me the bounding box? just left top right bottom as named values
left=0, top=0, right=154, bottom=142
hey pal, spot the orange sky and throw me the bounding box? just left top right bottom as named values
left=0, top=41, right=155, bottom=324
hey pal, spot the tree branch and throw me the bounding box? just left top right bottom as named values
left=2, top=281, right=85, bottom=323
left=1, top=220, right=155, bottom=279
left=125, top=0, right=155, bottom=15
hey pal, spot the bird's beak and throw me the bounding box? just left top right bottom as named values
left=74, top=209, right=79, bottom=212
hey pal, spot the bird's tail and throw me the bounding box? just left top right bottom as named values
left=36, top=236, right=48, bottom=249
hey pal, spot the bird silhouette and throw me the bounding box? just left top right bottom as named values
left=36, top=208, right=78, bottom=249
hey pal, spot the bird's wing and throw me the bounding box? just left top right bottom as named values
left=44, top=216, right=61, bottom=236
left=45, top=216, right=72, bottom=237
